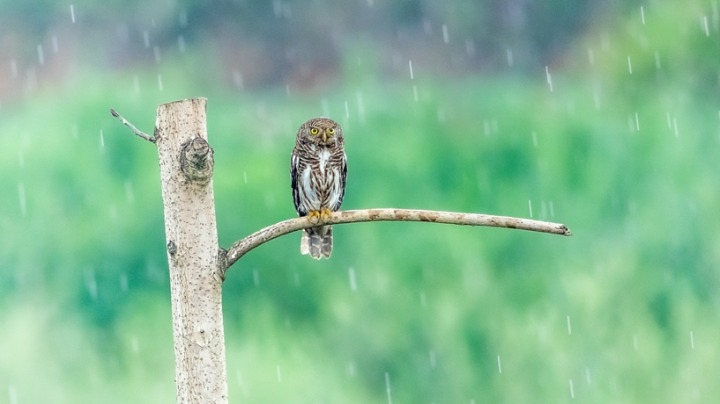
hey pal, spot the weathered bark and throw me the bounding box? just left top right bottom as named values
left=154, top=98, right=227, bottom=403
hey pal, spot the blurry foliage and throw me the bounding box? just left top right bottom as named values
left=2, top=0, right=637, bottom=94
left=1, top=0, right=720, bottom=403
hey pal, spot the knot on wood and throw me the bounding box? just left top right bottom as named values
left=167, top=239, right=177, bottom=255
left=180, top=136, right=214, bottom=185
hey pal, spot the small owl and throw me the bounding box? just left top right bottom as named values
left=291, top=117, right=347, bottom=259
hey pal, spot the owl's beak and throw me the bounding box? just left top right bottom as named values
left=322, top=132, right=328, bottom=143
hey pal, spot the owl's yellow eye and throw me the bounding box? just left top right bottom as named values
left=310, top=128, right=319, bottom=135
left=327, top=128, right=335, bottom=135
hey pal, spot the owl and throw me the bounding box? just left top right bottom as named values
left=291, top=117, right=347, bottom=259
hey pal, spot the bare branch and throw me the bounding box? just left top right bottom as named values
left=219, top=208, right=572, bottom=279
left=110, top=108, right=156, bottom=143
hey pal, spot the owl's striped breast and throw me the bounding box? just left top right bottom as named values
left=292, top=145, right=346, bottom=216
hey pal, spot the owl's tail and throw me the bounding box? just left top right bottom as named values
left=301, top=226, right=333, bottom=259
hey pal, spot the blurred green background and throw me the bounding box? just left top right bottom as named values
left=1, top=0, right=719, bottom=402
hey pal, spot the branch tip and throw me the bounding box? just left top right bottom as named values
left=110, top=107, right=156, bottom=143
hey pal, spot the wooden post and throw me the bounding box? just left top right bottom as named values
left=154, top=98, right=228, bottom=403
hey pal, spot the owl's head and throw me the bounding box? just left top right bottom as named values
left=297, top=117, right=343, bottom=146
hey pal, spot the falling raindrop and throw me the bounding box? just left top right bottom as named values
left=85, top=268, right=98, bottom=300
left=272, top=0, right=282, bottom=17
left=133, top=75, right=140, bottom=93
left=253, top=268, right=260, bottom=286
left=640, top=6, right=646, bottom=24
left=632, top=334, right=638, bottom=350
left=276, top=365, right=282, bottom=382
left=99, top=129, right=105, bottom=151
left=549, top=200, right=555, bottom=218
left=545, top=66, right=553, bottom=92
left=441, top=24, right=449, bottom=43
left=37, top=44, right=45, bottom=65
left=506, top=48, right=514, bottom=67
left=540, top=201, right=548, bottom=218
left=8, top=386, right=17, bottom=404
left=236, top=370, right=249, bottom=396
left=587, top=48, right=595, bottom=66
left=528, top=200, right=533, bottom=218
left=496, top=355, right=502, bottom=373
left=634, top=112, right=640, bottom=131
left=243, top=171, right=248, bottom=184
left=344, top=100, right=350, bottom=118
left=408, top=60, right=414, bottom=80
left=566, top=315, right=572, bottom=335
left=346, top=361, right=356, bottom=377
left=157, top=74, right=163, bottom=91
left=690, top=330, right=695, bottom=349
left=569, top=379, right=575, bottom=398
left=412, top=84, right=419, bottom=102
left=17, top=182, right=26, bottom=217
left=384, top=372, right=393, bottom=404
left=702, top=16, right=710, bottom=36
left=130, top=336, right=140, bottom=353
left=585, top=367, right=592, bottom=384
left=348, top=267, right=357, bottom=291
left=232, top=70, right=243, bottom=90
left=436, top=107, right=446, bottom=123
left=627, top=56, right=633, bottom=74
left=70, top=4, right=76, bottom=23
left=178, top=35, right=186, bottom=52
left=51, top=35, right=59, bottom=54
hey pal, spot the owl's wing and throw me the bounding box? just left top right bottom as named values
left=332, top=152, right=348, bottom=211
left=291, top=152, right=303, bottom=215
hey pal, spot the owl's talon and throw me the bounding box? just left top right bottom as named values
left=320, top=208, right=332, bottom=222
left=307, top=210, right=321, bottom=224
